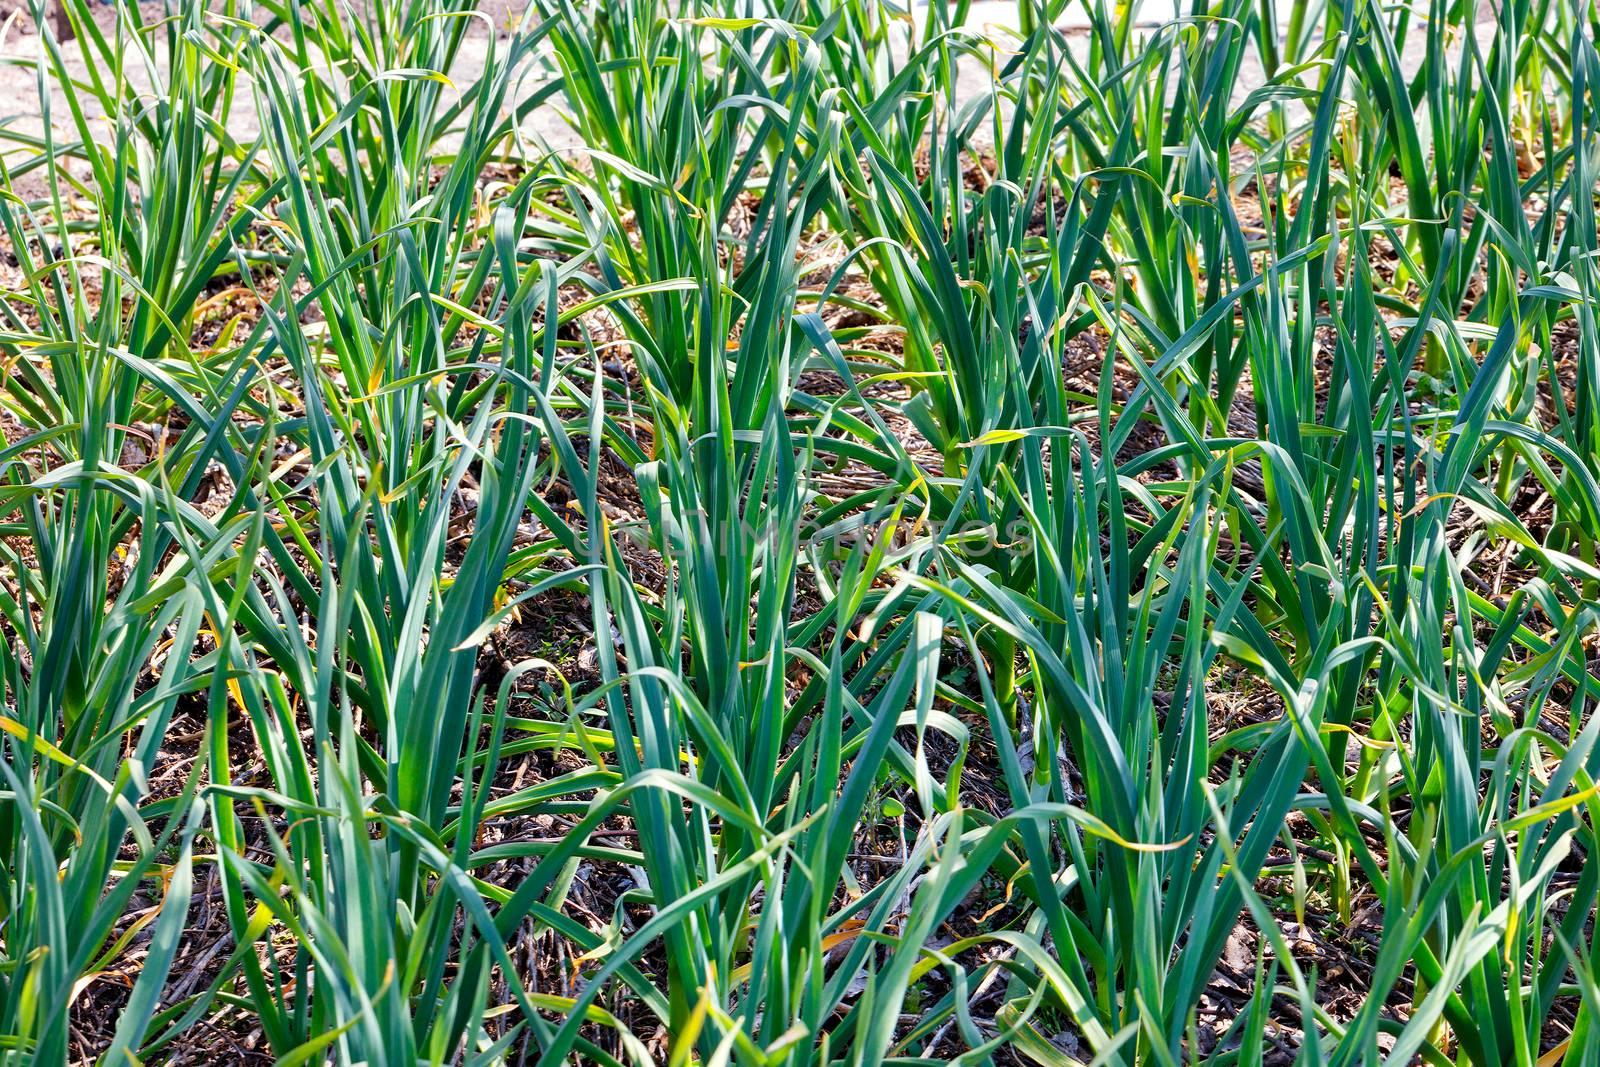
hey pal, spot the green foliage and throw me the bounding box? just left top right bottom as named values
left=1, top=0, right=1599, bottom=1064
